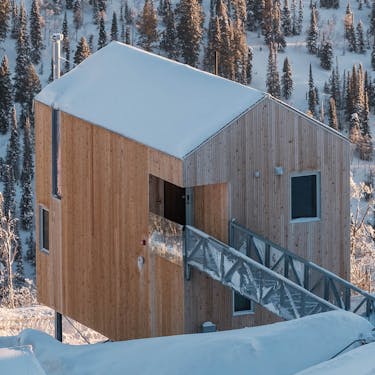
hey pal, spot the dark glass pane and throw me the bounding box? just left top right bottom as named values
left=42, top=209, right=49, bottom=250
left=291, top=175, right=317, bottom=219
left=234, top=292, right=251, bottom=312
left=52, top=109, right=61, bottom=198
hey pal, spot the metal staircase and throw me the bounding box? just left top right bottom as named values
left=184, top=221, right=375, bottom=323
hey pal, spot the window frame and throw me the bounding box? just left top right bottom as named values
left=290, top=171, right=321, bottom=223
left=39, top=205, right=50, bottom=254
left=232, top=291, right=254, bottom=316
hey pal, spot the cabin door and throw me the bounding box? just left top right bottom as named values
left=193, top=183, right=228, bottom=242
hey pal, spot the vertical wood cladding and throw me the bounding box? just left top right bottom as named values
left=184, top=96, right=350, bottom=327
left=36, top=102, right=184, bottom=340
left=36, top=93, right=350, bottom=339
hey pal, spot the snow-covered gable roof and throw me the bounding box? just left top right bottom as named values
left=35, top=42, right=266, bottom=159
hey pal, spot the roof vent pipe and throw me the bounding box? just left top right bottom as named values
left=51, top=33, right=64, bottom=81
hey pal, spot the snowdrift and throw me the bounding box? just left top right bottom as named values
left=295, top=341, right=375, bottom=375
left=0, top=346, right=46, bottom=374
left=0, top=310, right=373, bottom=375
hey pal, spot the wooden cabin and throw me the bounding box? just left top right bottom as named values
left=34, top=42, right=350, bottom=341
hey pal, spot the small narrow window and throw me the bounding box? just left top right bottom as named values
left=52, top=109, right=61, bottom=198
left=40, top=207, right=49, bottom=253
left=291, top=172, right=320, bottom=221
left=233, top=292, right=253, bottom=316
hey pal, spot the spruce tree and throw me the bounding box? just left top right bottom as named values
left=371, top=0, right=375, bottom=34
left=176, top=0, right=203, bottom=67
left=344, top=3, right=356, bottom=52
left=306, top=6, right=318, bottom=54
left=98, top=0, right=107, bottom=14
left=160, top=3, right=178, bottom=59
left=281, top=57, right=293, bottom=99
left=74, top=36, right=91, bottom=65
left=3, top=164, right=16, bottom=219
left=371, top=37, right=375, bottom=70
left=21, top=115, right=33, bottom=185
left=97, top=14, right=107, bottom=50
left=349, top=112, right=361, bottom=144
left=111, top=11, right=118, bottom=41
left=26, top=232, right=36, bottom=266
left=14, top=4, right=31, bottom=105
left=30, top=0, right=43, bottom=64
left=137, top=0, right=158, bottom=52
left=266, top=44, right=281, bottom=98
left=92, top=0, right=100, bottom=24
left=73, top=0, right=82, bottom=34
left=262, top=0, right=273, bottom=45
left=281, top=0, right=292, bottom=36
left=296, top=0, right=303, bottom=35
left=216, top=0, right=234, bottom=80
left=10, top=1, right=19, bottom=39
left=356, top=20, right=365, bottom=54
left=308, top=64, right=317, bottom=117
left=20, top=174, right=33, bottom=231
left=23, top=64, right=41, bottom=113
left=124, top=1, right=134, bottom=24
left=125, top=26, right=131, bottom=44
left=329, top=63, right=341, bottom=109
left=328, top=97, right=338, bottom=130
left=320, top=39, right=333, bottom=70
left=62, top=12, right=70, bottom=72
left=0, top=0, right=11, bottom=41
left=6, top=107, right=20, bottom=182
left=66, top=0, right=74, bottom=9
left=232, top=20, right=250, bottom=84
left=0, top=56, right=13, bottom=135
left=273, top=0, right=286, bottom=51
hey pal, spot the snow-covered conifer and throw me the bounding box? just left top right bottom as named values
left=281, top=57, right=293, bottom=99
left=137, top=0, right=158, bottom=52
left=0, top=56, right=13, bottom=135
left=176, top=0, right=203, bottom=67
left=74, top=36, right=91, bottom=65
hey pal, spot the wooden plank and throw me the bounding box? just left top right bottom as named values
left=184, top=96, right=350, bottom=327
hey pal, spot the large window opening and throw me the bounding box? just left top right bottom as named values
left=39, top=206, right=49, bottom=253
left=291, top=172, right=320, bottom=221
left=149, top=175, right=186, bottom=225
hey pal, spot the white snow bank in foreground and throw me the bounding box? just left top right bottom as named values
left=0, top=311, right=371, bottom=375
left=0, top=346, right=46, bottom=374
left=296, top=341, right=375, bottom=375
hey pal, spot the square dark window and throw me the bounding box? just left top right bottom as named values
left=291, top=174, right=319, bottom=220
left=40, top=207, right=49, bottom=252
left=233, top=292, right=252, bottom=314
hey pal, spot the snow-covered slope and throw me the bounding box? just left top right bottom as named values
left=295, top=342, right=375, bottom=375
left=36, top=41, right=265, bottom=158
left=0, top=311, right=373, bottom=375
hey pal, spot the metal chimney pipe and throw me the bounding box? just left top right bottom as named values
left=51, top=33, right=64, bottom=81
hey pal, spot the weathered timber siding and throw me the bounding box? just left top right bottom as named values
left=184, top=96, right=350, bottom=327
left=184, top=183, right=253, bottom=332
left=36, top=102, right=184, bottom=340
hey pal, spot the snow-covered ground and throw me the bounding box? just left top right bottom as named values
left=0, top=305, right=107, bottom=345
left=0, top=311, right=374, bottom=375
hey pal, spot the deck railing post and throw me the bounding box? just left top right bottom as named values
left=55, top=311, right=63, bottom=342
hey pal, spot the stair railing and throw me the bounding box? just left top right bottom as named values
left=184, top=225, right=336, bottom=321
left=229, top=219, right=375, bottom=321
